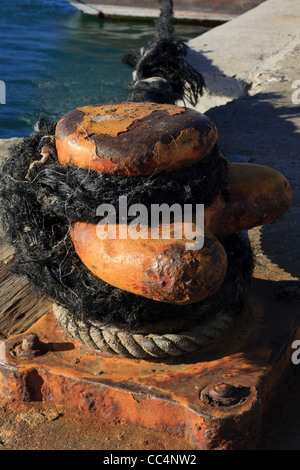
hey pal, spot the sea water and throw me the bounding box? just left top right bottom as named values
left=0, top=0, right=207, bottom=139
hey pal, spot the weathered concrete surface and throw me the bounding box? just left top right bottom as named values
left=186, top=0, right=300, bottom=284
left=206, top=51, right=300, bottom=285
left=186, top=0, right=300, bottom=111
left=186, top=0, right=300, bottom=450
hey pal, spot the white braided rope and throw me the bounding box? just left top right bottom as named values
left=53, top=303, right=233, bottom=359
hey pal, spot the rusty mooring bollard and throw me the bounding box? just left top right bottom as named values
left=0, top=99, right=297, bottom=451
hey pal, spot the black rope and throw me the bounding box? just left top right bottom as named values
left=123, top=0, right=205, bottom=106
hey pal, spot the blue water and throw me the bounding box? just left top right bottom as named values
left=0, top=0, right=207, bottom=139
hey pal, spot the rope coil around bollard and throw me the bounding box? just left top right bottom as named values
left=53, top=303, right=233, bottom=359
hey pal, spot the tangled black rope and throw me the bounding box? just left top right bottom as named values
left=123, top=0, right=205, bottom=106
left=0, top=123, right=255, bottom=334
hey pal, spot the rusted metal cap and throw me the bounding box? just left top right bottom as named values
left=55, top=102, right=218, bottom=176
left=200, top=383, right=251, bottom=407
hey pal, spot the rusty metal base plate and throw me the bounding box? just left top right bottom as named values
left=1, top=278, right=300, bottom=450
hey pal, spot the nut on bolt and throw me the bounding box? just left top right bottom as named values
left=200, top=383, right=250, bottom=407
left=10, top=332, right=47, bottom=359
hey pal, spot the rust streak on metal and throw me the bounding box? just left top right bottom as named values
left=77, top=102, right=185, bottom=137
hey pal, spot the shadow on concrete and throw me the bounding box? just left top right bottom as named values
left=186, top=45, right=250, bottom=100
left=205, top=91, right=300, bottom=280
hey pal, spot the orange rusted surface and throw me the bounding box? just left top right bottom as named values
left=69, top=162, right=291, bottom=304
left=70, top=223, right=228, bottom=305
left=205, top=163, right=292, bottom=239
left=77, top=102, right=185, bottom=137
left=1, top=278, right=300, bottom=450
left=55, top=102, right=218, bottom=176
left=152, top=128, right=207, bottom=169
